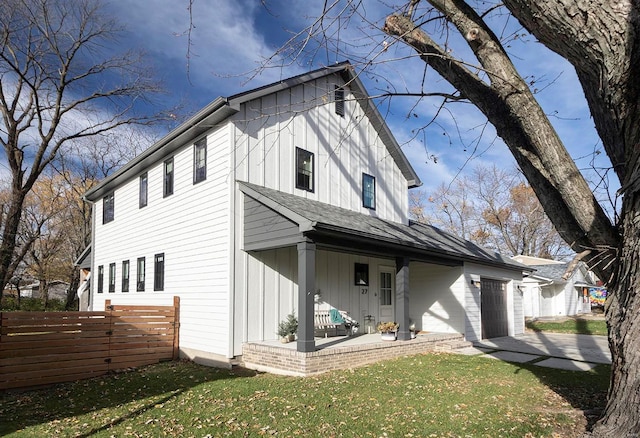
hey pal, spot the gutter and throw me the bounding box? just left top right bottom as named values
left=85, top=97, right=236, bottom=201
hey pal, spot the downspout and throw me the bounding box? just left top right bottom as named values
left=82, top=195, right=96, bottom=311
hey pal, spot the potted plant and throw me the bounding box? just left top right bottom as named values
left=409, top=321, right=417, bottom=339
left=277, top=312, right=298, bottom=343
left=377, top=321, right=399, bottom=341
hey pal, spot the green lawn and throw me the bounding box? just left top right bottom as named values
left=526, top=318, right=608, bottom=336
left=0, top=353, right=609, bottom=437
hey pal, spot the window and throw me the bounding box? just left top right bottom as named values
left=154, top=253, right=165, bottom=291
left=354, top=263, right=369, bottom=286
left=164, top=157, right=174, bottom=197
left=122, top=260, right=130, bottom=292
left=97, top=265, right=104, bottom=293
left=108, top=263, right=116, bottom=293
left=137, top=257, right=145, bottom=291
left=362, top=173, right=376, bottom=209
left=103, top=193, right=114, bottom=224
left=139, top=173, right=148, bottom=208
left=334, top=85, right=345, bottom=116
left=193, top=139, right=207, bottom=184
left=295, top=147, right=314, bottom=192
left=380, top=272, right=392, bottom=306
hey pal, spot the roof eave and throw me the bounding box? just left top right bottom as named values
left=85, top=97, right=236, bottom=201
left=340, top=69, right=422, bottom=188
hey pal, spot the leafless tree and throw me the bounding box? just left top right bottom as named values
left=258, top=0, right=638, bottom=434
left=52, top=131, right=156, bottom=309
left=415, top=164, right=571, bottom=258
left=0, top=0, right=162, bottom=297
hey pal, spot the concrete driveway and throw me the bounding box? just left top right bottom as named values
left=461, top=332, right=611, bottom=371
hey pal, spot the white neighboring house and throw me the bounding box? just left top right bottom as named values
left=83, top=62, right=529, bottom=368
left=513, top=255, right=595, bottom=317
left=20, top=280, right=69, bottom=300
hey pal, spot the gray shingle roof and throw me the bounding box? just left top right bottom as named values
left=239, top=182, right=528, bottom=272
left=529, top=263, right=571, bottom=280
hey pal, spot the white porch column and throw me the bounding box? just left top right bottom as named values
left=297, top=239, right=316, bottom=352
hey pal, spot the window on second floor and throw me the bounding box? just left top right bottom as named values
left=194, top=139, right=207, bottom=184
left=295, top=147, right=314, bottom=192
left=154, top=253, right=165, bottom=291
left=362, top=173, right=376, bottom=209
left=97, top=265, right=104, bottom=293
left=164, top=157, right=174, bottom=197
left=139, top=173, right=148, bottom=208
left=103, top=193, right=114, bottom=224
left=108, top=263, right=116, bottom=293
left=137, top=257, right=145, bottom=292
left=122, top=260, right=130, bottom=292
left=334, top=85, right=345, bottom=117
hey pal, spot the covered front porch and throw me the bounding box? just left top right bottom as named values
left=242, top=332, right=469, bottom=376
left=239, top=182, right=526, bottom=359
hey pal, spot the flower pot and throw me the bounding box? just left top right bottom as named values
left=380, top=331, right=396, bottom=341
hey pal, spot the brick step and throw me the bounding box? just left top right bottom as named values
left=433, top=339, right=473, bottom=351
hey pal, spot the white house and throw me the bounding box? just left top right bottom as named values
left=83, top=62, right=528, bottom=368
left=513, top=255, right=595, bottom=317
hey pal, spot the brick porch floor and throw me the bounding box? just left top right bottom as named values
left=241, top=332, right=468, bottom=376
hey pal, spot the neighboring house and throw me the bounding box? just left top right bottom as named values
left=83, top=62, right=529, bottom=368
left=513, top=255, right=595, bottom=317
left=21, top=280, right=70, bottom=301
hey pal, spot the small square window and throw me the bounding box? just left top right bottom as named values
left=194, top=139, right=207, bottom=184
left=354, top=263, right=369, bottom=286
left=362, top=173, right=376, bottom=209
left=295, top=147, right=314, bottom=192
left=164, top=158, right=174, bottom=197
left=334, top=86, right=345, bottom=117
left=139, top=173, right=148, bottom=208
left=103, top=193, right=114, bottom=223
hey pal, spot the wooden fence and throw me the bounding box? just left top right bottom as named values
left=0, top=297, right=180, bottom=390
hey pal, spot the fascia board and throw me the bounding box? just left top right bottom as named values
left=85, top=98, right=236, bottom=201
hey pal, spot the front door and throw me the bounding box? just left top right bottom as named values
left=379, top=268, right=395, bottom=323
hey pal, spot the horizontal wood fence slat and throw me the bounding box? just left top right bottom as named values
left=0, top=296, right=179, bottom=390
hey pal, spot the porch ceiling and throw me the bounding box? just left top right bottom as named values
left=239, top=182, right=527, bottom=272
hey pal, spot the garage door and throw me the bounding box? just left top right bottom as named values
left=481, top=278, right=508, bottom=338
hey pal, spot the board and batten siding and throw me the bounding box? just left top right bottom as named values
left=463, top=263, right=525, bottom=341
left=236, top=247, right=398, bottom=353
left=91, top=125, right=234, bottom=360
left=230, top=76, right=410, bottom=224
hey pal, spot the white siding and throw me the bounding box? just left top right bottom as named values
left=409, top=263, right=466, bottom=334
left=513, top=280, right=524, bottom=335
left=91, top=125, right=233, bottom=358
left=240, top=249, right=396, bottom=349
left=463, top=263, right=525, bottom=341
left=231, top=76, right=409, bottom=224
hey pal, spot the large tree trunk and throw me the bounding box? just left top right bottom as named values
left=498, top=2, right=640, bottom=435
left=596, top=180, right=640, bottom=435
left=383, top=0, right=640, bottom=434
left=0, top=190, right=28, bottom=290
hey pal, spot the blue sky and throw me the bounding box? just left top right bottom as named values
left=104, top=0, right=615, bottom=209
